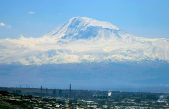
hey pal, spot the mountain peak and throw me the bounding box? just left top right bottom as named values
left=49, top=16, right=120, bottom=40
left=68, top=16, right=119, bottom=30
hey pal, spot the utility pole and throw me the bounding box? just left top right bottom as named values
left=40, top=85, right=42, bottom=94
left=68, top=83, right=72, bottom=109
left=69, top=83, right=71, bottom=99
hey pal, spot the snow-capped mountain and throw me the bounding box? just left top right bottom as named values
left=49, top=17, right=120, bottom=40
left=0, top=16, right=169, bottom=65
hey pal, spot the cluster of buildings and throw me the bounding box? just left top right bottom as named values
left=1, top=87, right=169, bottom=109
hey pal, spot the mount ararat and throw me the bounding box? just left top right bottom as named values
left=0, top=17, right=169, bottom=91
left=0, top=17, right=169, bottom=65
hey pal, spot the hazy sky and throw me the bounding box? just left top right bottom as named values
left=0, top=0, right=169, bottom=38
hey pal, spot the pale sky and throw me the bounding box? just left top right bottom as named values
left=0, top=0, right=169, bottom=38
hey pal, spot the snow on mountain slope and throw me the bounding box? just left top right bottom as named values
left=48, top=16, right=120, bottom=41
left=0, top=17, right=169, bottom=65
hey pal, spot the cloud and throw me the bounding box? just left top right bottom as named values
left=28, top=11, right=36, bottom=15
left=0, top=22, right=6, bottom=27
left=0, top=34, right=169, bottom=65
left=0, top=22, right=11, bottom=29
